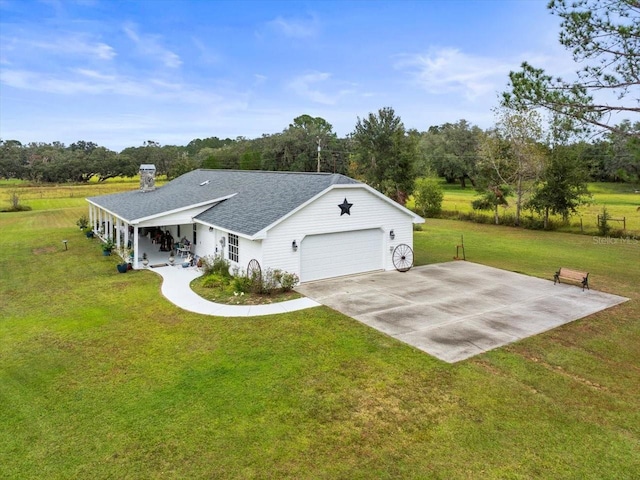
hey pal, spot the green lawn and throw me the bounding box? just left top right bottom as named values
left=1, top=184, right=639, bottom=479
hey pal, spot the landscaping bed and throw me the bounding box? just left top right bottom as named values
left=190, top=273, right=302, bottom=305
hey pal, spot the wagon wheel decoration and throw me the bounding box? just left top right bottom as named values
left=246, top=259, right=262, bottom=285
left=392, top=244, right=414, bottom=272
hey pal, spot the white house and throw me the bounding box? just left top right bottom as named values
left=86, top=167, right=424, bottom=282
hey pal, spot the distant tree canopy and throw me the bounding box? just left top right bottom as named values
left=1, top=107, right=638, bottom=230
left=418, top=119, right=483, bottom=187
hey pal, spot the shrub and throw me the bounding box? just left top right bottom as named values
left=201, top=274, right=228, bottom=289
left=254, top=268, right=299, bottom=294
left=598, top=206, right=612, bottom=236
left=413, top=178, right=443, bottom=217
left=471, top=198, right=493, bottom=211
left=201, top=255, right=232, bottom=278
left=232, top=274, right=253, bottom=293
left=76, top=214, right=89, bottom=230
left=279, top=272, right=299, bottom=292
left=260, top=268, right=280, bottom=295
left=1, top=190, right=32, bottom=212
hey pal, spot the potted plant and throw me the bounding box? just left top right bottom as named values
left=142, top=252, right=149, bottom=267
left=102, top=238, right=115, bottom=256
left=168, top=249, right=176, bottom=265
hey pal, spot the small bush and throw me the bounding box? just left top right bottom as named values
left=232, top=275, right=253, bottom=293
left=76, top=214, right=89, bottom=230
left=413, top=178, right=443, bottom=217
left=458, top=211, right=494, bottom=224
left=260, top=268, right=280, bottom=295
left=598, top=206, right=612, bottom=236
left=1, top=190, right=32, bottom=212
left=201, top=273, right=228, bottom=289
left=471, top=198, right=493, bottom=211
left=279, top=272, right=299, bottom=292
left=201, top=255, right=231, bottom=278
left=253, top=268, right=299, bottom=294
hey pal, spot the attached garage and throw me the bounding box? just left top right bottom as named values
left=300, top=229, right=383, bottom=282
left=88, top=169, right=424, bottom=277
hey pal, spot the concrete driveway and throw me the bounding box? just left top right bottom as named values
left=296, top=262, right=628, bottom=363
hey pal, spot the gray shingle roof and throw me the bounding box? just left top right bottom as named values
left=88, top=169, right=359, bottom=236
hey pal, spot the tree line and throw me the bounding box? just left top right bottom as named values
left=1, top=0, right=637, bottom=228
left=1, top=109, right=637, bottom=222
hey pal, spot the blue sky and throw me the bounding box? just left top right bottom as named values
left=0, top=0, right=572, bottom=151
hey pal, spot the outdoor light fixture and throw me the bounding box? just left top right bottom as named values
left=220, top=237, right=226, bottom=248
left=292, top=240, right=298, bottom=252
left=209, top=226, right=214, bottom=232
left=389, top=230, right=395, bottom=240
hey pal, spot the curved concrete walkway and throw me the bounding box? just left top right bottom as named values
left=149, top=265, right=320, bottom=317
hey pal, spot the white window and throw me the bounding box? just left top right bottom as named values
left=228, top=233, right=239, bottom=263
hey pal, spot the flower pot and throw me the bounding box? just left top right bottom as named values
left=117, top=263, right=128, bottom=273
left=86, top=231, right=94, bottom=238
left=102, top=250, right=111, bottom=256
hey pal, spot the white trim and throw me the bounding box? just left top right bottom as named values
left=192, top=219, right=258, bottom=241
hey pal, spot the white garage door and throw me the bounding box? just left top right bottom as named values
left=301, top=229, right=383, bottom=282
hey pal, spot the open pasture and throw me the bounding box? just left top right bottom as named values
left=414, top=181, right=640, bottom=235
left=0, top=182, right=638, bottom=479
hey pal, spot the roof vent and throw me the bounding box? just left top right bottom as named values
left=199, top=180, right=210, bottom=186
left=140, top=164, right=156, bottom=192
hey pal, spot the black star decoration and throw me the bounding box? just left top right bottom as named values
left=338, top=198, right=353, bottom=216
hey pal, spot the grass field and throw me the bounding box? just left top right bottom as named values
left=408, top=180, right=640, bottom=235
left=1, top=182, right=639, bottom=479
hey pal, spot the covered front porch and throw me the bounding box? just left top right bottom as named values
left=88, top=203, right=196, bottom=269
left=132, top=231, right=192, bottom=268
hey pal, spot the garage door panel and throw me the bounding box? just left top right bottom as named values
left=301, top=229, right=382, bottom=282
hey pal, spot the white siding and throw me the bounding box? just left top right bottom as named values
left=195, top=225, right=263, bottom=273
left=195, top=224, right=219, bottom=259
left=262, top=187, right=415, bottom=281
left=237, top=237, right=263, bottom=273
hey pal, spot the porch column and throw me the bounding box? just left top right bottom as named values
left=124, top=222, right=130, bottom=251
left=115, top=217, right=121, bottom=251
left=133, top=226, right=139, bottom=269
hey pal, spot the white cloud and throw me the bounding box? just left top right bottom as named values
left=10, top=34, right=116, bottom=60
left=287, top=72, right=355, bottom=105
left=267, top=15, right=318, bottom=38
left=396, top=47, right=516, bottom=100
left=191, top=36, right=220, bottom=65
left=0, top=68, right=147, bottom=96
left=123, top=22, right=181, bottom=68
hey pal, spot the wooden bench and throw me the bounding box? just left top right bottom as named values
left=554, top=267, right=589, bottom=291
